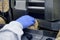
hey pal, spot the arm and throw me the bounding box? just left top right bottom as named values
left=0, top=15, right=35, bottom=40
left=0, top=30, right=18, bottom=40
left=0, top=21, right=24, bottom=40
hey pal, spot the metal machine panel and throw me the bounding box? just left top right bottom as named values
left=45, top=0, right=60, bottom=21
left=39, top=19, right=60, bottom=31
left=12, top=0, right=27, bottom=20
left=14, top=0, right=26, bottom=10
left=27, top=0, right=60, bottom=21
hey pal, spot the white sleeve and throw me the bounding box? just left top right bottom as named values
left=0, top=30, right=18, bottom=40
left=0, top=21, right=24, bottom=40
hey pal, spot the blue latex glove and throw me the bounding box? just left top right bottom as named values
left=16, top=15, right=35, bottom=29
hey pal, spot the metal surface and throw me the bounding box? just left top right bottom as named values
left=45, top=0, right=60, bottom=21
left=28, top=0, right=45, bottom=3
left=12, top=0, right=27, bottom=20
left=14, top=0, right=26, bottom=10
left=13, top=9, right=27, bottom=20
left=27, top=0, right=60, bottom=21
left=26, top=0, right=45, bottom=20
left=27, top=6, right=45, bottom=9
left=21, top=29, right=57, bottom=40
left=39, top=19, right=60, bottom=31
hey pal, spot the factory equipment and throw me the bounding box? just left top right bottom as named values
left=23, top=0, right=60, bottom=40
left=27, top=0, right=60, bottom=31
left=12, top=0, right=27, bottom=20
left=0, top=0, right=60, bottom=40
left=27, top=0, right=60, bottom=21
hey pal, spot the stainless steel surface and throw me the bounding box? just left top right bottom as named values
left=27, top=0, right=60, bottom=21
left=28, top=0, right=45, bottom=3
left=45, top=0, right=60, bottom=21
left=14, top=0, right=26, bottom=10
left=27, top=6, right=45, bottom=9
left=39, top=19, right=60, bottom=31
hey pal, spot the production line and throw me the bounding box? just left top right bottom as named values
left=0, top=0, right=60, bottom=40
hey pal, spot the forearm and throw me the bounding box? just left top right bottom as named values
left=0, top=21, right=24, bottom=40
left=0, top=30, right=18, bottom=40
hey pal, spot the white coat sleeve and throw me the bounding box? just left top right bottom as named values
left=0, top=21, right=24, bottom=40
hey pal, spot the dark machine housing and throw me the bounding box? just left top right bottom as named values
left=27, top=0, right=60, bottom=31
left=27, top=0, right=60, bottom=21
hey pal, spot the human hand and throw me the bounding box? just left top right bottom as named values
left=16, top=15, right=35, bottom=29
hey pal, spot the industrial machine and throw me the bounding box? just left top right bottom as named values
left=0, top=0, right=60, bottom=40
left=27, top=0, right=60, bottom=21
left=24, top=0, right=60, bottom=40
left=27, top=0, right=60, bottom=31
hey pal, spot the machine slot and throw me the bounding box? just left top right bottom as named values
left=28, top=9, right=45, bottom=19
left=28, top=2, right=44, bottom=7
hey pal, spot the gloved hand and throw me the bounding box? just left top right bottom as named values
left=16, top=15, right=35, bottom=29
